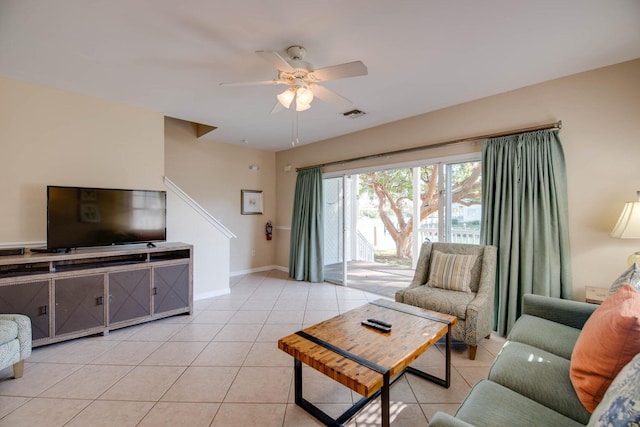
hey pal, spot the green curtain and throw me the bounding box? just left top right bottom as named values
left=480, top=130, right=572, bottom=336
left=289, top=168, right=324, bottom=282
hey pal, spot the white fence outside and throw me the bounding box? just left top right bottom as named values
left=420, top=227, right=481, bottom=244
left=354, top=227, right=480, bottom=263
left=356, top=231, right=375, bottom=261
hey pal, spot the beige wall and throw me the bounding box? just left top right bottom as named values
left=164, top=117, right=276, bottom=273
left=276, top=59, right=640, bottom=301
left=0, top=77, right=233, bottom=298
left=166, top=188, right=231, bottom=299
left=0, top=76, right=164, bottom=245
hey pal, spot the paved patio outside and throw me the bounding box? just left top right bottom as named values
left=324, top=260, right=415, bottom=299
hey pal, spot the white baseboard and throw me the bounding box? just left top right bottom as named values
left=230, top=265, right=288, bottom=276
left=194, top=288, right=230, bottom=301
left=0, top=241, right=45, bottom=249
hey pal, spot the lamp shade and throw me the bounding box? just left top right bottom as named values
left=294, top=86, right=313, bottom=111
left=610, top=192, right=640, bottom=239
left=277, top=88, right=295, bottom=109
left=295, top=101, right=311, bottom=112
left=296, top=87, right=314, bottom=105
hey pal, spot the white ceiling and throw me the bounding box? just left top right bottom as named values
left=1, top=1, right=639, bottom=151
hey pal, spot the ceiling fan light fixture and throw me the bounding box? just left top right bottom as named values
left=295, top=101, right=311, bottom=112
left=277, top=88, right=295, bottom=109
left=296, top=86, right=314, bottom=105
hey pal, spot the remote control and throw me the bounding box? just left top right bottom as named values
left=367, top=318, right=392, bottom=328
left=361, top=320, right=391, bottom=332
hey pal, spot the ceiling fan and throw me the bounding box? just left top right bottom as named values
left=220, top=45, right=368, bottom=113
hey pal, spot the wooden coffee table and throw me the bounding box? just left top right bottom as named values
left=278, top=298, right=457, bottom=427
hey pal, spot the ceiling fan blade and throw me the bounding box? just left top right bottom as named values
left=219, top=79, right=285, bottom=87
left=256, top=50, right=295, bottom=72
left=311, top=61, right=368, bottom=81
left=310, top=84, right=353, bottom=110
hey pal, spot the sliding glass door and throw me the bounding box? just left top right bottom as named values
left=323, top=177, right=345, bottom=285
left=322, top=156, right=481, bottom=292
left=323, top=175, right=357, bottom=285
left=418, top=160, right=482, bottom=245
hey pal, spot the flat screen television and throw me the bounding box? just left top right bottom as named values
left=46, top=185, right=167, bottom=251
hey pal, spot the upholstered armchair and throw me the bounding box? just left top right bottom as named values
left=0, top=314, right=32, bottom=378
left=395, top=242, right=497, bottom=359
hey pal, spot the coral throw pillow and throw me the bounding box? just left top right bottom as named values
left=570, top=285, right=640, bottom=413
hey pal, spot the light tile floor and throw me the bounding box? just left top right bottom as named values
left=0, top=270, right=506, bottom=426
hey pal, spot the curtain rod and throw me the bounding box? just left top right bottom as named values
left=296, top=120, right=562, bottom=172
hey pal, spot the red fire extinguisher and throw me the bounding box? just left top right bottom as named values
left=266, top=221, right=273, bottom=240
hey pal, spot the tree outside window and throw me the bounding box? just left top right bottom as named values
left=359, top=161, right=481, bottom=261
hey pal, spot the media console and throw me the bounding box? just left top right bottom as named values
left=0, top=242, right=192, bottom=347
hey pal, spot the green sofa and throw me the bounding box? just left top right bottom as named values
left=429, top=294, right=600, bottom=427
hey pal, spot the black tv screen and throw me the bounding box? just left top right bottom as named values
left=47, top=186, right=167, bottom=250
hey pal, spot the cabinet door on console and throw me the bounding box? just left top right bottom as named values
left=54, top=275, right=105, bottom=336
left=153, top=264, right=189, bottom=314
left=108, top=269, right=151, bottom=324
left=0, top=280, right=50, bottom=340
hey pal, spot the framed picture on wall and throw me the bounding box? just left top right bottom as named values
left=241, top=190, right=263, bottom=215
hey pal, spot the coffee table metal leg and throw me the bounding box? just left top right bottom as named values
left=295, top=358, right=398, bottom=427
left=404, top=324, right=452, bottom=388
left=294, top=359, right=303, bottom=405
left=382, top=371, right=391, bottom=427
left=295, top=359, right=341, bottom=426
left=445, top=323, right=451, bottom=387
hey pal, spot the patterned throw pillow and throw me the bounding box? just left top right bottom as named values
left=609, top=262, right=640, bottom=295
left=427, top=250, right=477, bottom=292
left=587, top=352, right=640, bottom=426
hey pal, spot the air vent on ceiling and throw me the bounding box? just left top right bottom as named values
left=342, top=109, right=366, bottom=119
